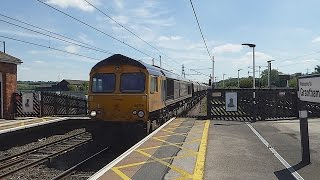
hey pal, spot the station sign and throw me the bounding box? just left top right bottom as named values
left=298, top=75, right=320, bottom=103
left=225, top=92, right=237, bottom=112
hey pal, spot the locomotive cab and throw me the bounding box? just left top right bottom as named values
left=88, top=54, right=165, bottom=125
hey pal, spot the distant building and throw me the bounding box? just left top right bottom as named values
left=0, top=52, right=22, bottom=119
left=279, top=75, right=291, bottom=87
left=34, top=82, right=58, bottom=91
left=53, top=79, right=88, bottom=91
left=35, top=79, right=88, bottom=93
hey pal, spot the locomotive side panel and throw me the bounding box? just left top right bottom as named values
left=148, top=75, right=166, bottom=114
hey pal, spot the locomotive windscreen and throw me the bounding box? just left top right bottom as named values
left=120, top=73, right=145, bottom=93
left=92, top=73, right=116, bottom=93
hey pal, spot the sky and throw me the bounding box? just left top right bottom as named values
left=1, top=0, right=320, bottom=83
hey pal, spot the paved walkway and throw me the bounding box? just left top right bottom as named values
left=89, top=118, right=210, bottom=180
left=89, top=117, right=320, bottom=179
left=206, top=119, right=320, bottom=180
left=252, top=118, right=320, bottom=179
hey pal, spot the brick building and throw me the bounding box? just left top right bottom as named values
left=0, top=52, right=22, bottom=119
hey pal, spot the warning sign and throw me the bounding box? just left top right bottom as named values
left=225, top=92, right=237, bottom=112
left=22, top=93, right=34, bottom=113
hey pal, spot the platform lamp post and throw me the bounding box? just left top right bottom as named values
left=223, top=74, right=226, bottom=88
left=267, top=60, right=275, bottom=88
left=237, top=69, right=243, bottom=88
left=212, top=56, right=215, bottom=89
left=1, top=41, right=5, bottom=53
left=242, top=43, right=256, bottom=122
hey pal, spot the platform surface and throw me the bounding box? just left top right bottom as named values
left=90, top=117, right=209, bottom=180
left=0, top=116, right=89, bottom=134
left=90, top=117, right=320, bottom=180
left=206, top=118, right=320, bottom=180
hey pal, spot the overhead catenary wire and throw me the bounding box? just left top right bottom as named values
left=83, top=0, right=163, bottom=55
left=0, top=19, right=113, bottom=55
left=35, top=0, right=155, bottom=60
left=0, top=13, right=111, bottom=54
left=189, top=0, right=212, bottom=60
left=82, top=0, right=192, bottom=69
left=0, top=35, right=100, bottom=61
left=34, top=0, right=211, bottom=79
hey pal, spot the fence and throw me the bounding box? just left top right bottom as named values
left=14, top=92, right=87, bottom=117
left=207, top=88, right=299, bottom=121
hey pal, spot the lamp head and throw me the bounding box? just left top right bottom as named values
left=242, top=43, right=256, bottom=48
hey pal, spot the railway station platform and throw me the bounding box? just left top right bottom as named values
left=0, top=116, right=89, bottom=134
left=89, top=117, right=320, bottom=180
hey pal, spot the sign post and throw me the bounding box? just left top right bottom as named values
left=297, top=75, right=320, bottom=164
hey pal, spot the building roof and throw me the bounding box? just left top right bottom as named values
left=0, top=51, right=22, bottom=64
left=61, top=79, right=87, bottom=85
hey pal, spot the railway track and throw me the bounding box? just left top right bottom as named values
left=52, top=147, right=109, bottom=180
left=0, top=131, right=92, bottom=179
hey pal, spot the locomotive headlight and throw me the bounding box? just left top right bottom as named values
left=90, top=110, right=97, bottom=117
left=137, top=110, right=145, bottom=118
left=132, top=110, right=137, bottom=115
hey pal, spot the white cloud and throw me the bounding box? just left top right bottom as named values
left=114, top=0, right=124, bottom=9
left=20, top=67, right=31, bottom=70
left=0, top=30, right=48, bottom=40
left=34, top=60, right=44, bottom=63
left=283, top=60, right=293, bottom=64
left=111, top=15, right=129, bottom=25
left=212, top=44, right=243, bottom=54
left=65, top=45, right=79, bottom=54
left=158, top=35, right=182, bottom=41
left=46, top=0, right=100, bottom=12
left=302, top=59, right=317, bottom=63
left=312, top=36, right=320, bottom=43
left=78, top=33, right=94, bottom=45
left=231, top=51, right=273, bottom=67
left=246, top=52, right=272, bottom=62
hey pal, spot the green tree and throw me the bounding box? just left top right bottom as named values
left=314, top=65, right=320, bottom=74
left=239, top=78, right=253, bottom=88
left=288, top=77, right=297, bottom=88
left=260, top=69, right=281, bottom=87
left=82, top=81, right=89, bottom=92
left=68, top=85, right=79, bottom=91
left=225, top=78, right=238, bottom=88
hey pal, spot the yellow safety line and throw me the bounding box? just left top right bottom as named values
left=193, top=120, right=210, bottom=180
left=165, top=124, right=204, bottom=130
left=153, top=130, right=203, bottom=144
left=168, top=120, right=185, bottom=125
left=154, top=132, right=188, bottom=139
left=152, top=137, right=198, bottom=155
left=115, top=153, right=197, bottom=169
left=136, top=149, right=193, bottom=178
left=109, top=119, right=209, bottom=180
left=111, top=167, right=131, bottom=180
left=137, top=138, right=201, bottom=151
left=161, top=128, right=177, bottom=134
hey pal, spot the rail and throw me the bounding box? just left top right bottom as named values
left=52, top=147, right=109, bottom=180
left=0, top=132, right=92, bottom=179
